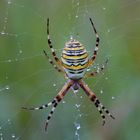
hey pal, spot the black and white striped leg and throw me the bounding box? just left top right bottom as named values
left=79, top=80, right=114, bottom=125
left=43, top=50, right=64, bottom=73
left=45, top=102, right=58, bottom=131
left=96, top=99, right=115, bottom=119
left=88, top=18, right=100, bottom=66
left=47, top=18, right=62, bottom=67
left=22, top=80, right=74, bottom=131
left=44, top=80, right=74, bottom=131
left=22, top=100, right=55, bottom=110
left=90, top=95, right=107, bottom=125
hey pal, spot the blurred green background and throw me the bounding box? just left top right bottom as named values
left=0, top=0, right=140, bottom=140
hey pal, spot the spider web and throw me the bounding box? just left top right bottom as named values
left=0, top=0, right=140, bottom=140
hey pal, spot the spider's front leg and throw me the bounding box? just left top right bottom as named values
left=22, top=80, right=74, bottom=131
left=46, top=18, right=62, bottom=67
left=88, top=18, right=100, bottom=67
left=78, top=80, right=115, bottom=125
left=43, top=18, right=64, bottom=73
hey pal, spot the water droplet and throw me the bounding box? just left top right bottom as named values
left=12, top=134, right=15, bottom=138
left=8, top=0, right=12, bottom=4
left=0, top=132, right=3, bottom=140
left=8, top=59, right=12, bottom=63
left=103, top=7, right=106, bottom=10
left=70, top=36, right=73, bottom=40
left=7, top=119, right=11, bottom=124
left=107, top=29, right=110, bottom=33
left=19, top=50, right=22, bottom=54
left=5, top=85, right=10, bottom=90
left=75, top=123, right=81, bottom=130
left=105, top=77, right=108, bottom=80
left=77, top=2, right=80, bottom=6
left=62, top=100, right=66, bottom=104
left=1, top=31, right=5, bottom=35
left=100, top=89, right=103, bottom=94
left=53, top=83, right=56, bottom=87
left=112, top=96, right=115, bottom=100
left=75, top=104, right=80, bottom=108
left=75, top=131, right=78, bottom=136
left=75, top=15, right=78, bottom=18
left=80, top=96, right=83, bottom=98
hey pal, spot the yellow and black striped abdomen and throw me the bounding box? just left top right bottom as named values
left=61, top=38, right=89, bottom=80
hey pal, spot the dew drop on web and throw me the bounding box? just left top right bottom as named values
left=112, top=96, right=115, bottom=100
left=5, top=85, right=10, bottom=90
left=11, top=134, right=16, bottom=138
left=75, top=122, right=81, bottom=130
left=100, top=89, right=103, bottom=94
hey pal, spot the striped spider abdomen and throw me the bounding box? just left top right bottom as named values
left=61, top=38, right=89, bottom=80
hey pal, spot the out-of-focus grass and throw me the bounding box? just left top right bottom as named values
left=0, top=0, right=140, bottom=140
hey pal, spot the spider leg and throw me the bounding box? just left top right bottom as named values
left=22, top=100, right=55, bottom=110
left=88, top=18, right=100, bottom=67
left=97, top=101, right=115, bottom=120
left=78, top=80, right=115, bottom=125
left=22, top=80, right=74, bottom=131
left=44, top=80, right=74, bottom=131
left=85, top=58, right=108, bottom=78
left=43, top=50, right=64, bottom=73
left=46, top=18, right=62, bottom=67
left=45, top=102, right=58, bottom=131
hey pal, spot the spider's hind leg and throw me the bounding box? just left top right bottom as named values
left=78, top=80, right=115, bottom=125
left=22, top=80, right=74, bottom=131
left=96, top=100, right=115, bottom=120
left=45, top=102, right=58, bottom=131
left=44, top=80, right=74, bottom=131
left=22, top=100, right=56, bottom=110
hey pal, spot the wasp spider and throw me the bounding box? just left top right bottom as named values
left=22, top=18, right=115, bottom=131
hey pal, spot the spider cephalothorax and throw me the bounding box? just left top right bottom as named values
left=22, top=18, right=115, bottom=131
